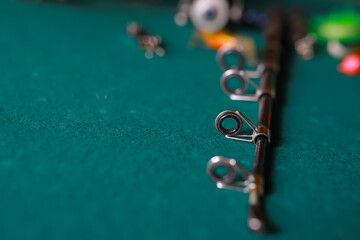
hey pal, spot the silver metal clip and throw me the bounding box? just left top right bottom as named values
left=215, top=110, right=270, bottom=144
left=207, top=156, right=255, bottom=193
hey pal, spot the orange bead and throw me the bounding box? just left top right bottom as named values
left=199, top=30, right=238, bottom=50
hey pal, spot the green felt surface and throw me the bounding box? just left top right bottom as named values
left=0, top=1, right=360, bottom=240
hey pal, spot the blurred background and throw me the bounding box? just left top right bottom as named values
left=0, top=1, right=359, bottom=240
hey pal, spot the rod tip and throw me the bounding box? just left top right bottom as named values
left=248, top=217, right=266, bottom=233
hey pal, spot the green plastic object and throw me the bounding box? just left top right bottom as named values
left=311, top=10, right=360, bottom=43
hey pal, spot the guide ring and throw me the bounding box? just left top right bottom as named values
left=207, top=156, right=239, bottom=185
left=220, top=69, right=249, bottom=96
left=217, top=45, right=246, bottom=70
left=215, top=110, right=244, bottom=136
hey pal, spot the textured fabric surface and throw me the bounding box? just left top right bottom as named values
left=0, top=1, right=359, bottom=240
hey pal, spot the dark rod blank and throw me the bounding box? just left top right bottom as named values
left=247, top=8, right=283, bottom=233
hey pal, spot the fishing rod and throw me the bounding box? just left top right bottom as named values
left=207, top=8, right=283, bottom=233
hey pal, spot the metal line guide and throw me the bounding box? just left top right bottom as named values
left=206, top=8, right=283, bottom=233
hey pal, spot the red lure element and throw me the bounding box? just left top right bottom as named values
left=338, top=54, right=360, bottom=76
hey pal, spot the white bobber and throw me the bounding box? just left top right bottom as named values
left=190, top=0, right=230, bottom=33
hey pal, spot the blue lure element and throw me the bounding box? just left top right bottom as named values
left=204, top=7, right=217, bottom=20
left=244, top=10, right=268, bottom=28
